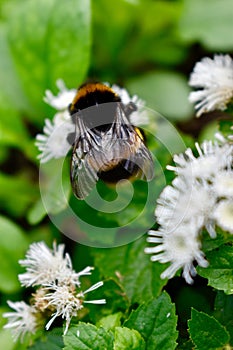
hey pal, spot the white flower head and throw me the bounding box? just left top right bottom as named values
left=145, top=225, right=208, bottom=284
left=155, top=177, right=216, bottom=237
left=43, top=284, right=83, bottom=335
left=42, top=281, right=106, bottom=335
left=5, top=241, right=106, bottom=341
left=35, top=111, right=75, bottom=163
left=213, top=170, right=233, bottom=198
left=189, top=54, right=233, bottom=117
left=44, top=79, right=76, bottom=110
left=18, top=241, right=93, bottom=287
left=3, top=301, right=38, bottom=342
left=214, top=199, right=233, bottom=234
left=146, top=129, right=233, bottom=283
left=167, top=140, right=233, bottom=182
left=36, top=79, right=77, bottom=163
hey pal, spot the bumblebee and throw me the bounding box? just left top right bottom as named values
left=68, top=82, right=154, bottom=199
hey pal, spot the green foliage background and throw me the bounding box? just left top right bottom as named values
left=0, top=0, right=233, bottom=349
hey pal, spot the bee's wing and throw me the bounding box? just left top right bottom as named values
left=70, top=118, right=105, bottom=199
left=71, top=147, right=98, bottom=199
left=127, top=136, right=154, bottom=181
left=70, top=104, right=124, bottom=199
left=108, top=129, right=154, bottom=181
left=115, top=105, right=154, bottom=181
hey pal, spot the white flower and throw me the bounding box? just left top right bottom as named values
left=3, top=301, right=38, bottom=342
left=43, top=284, right=83, bottom=335
left=214, top=199, right=233, bottom=234
left=163, top=136, right=232, bottom=239
left=146, top=125, right=233, bottom=283
left=5, top=241, right=106, bottom=341
left=167, top=140, right=233, bottom=181
left=44, top=79, right=76, bottom=110
left=146, top=132, right=233, bottom=283
left=42, top=282, right=106, bottom=335
left=129, top=106, right=151, bottom=127
left=145, top=225, right=208, bottom=284
left=155, top=177, right=216, bottom=237
left=213, top=170, right=233, bottom=198
left=19, top=241, right=93, bottom=287
left=36, top=79, right=76, bottom=162
left=189, top=54, right=233, bottom=117
left=35, top=111, right=75, bottom=163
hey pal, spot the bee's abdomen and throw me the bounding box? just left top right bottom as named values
left=98, top=160, right=139, bottom=183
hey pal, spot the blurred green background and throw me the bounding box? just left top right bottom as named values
left=1, top=0, right=233, bottom=349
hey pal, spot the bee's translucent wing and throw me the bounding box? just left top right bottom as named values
left=70, top=117, right=103, bottom=199
left=127, top=136, right=154, bottom=181
left=115, top=106, right=154, bottom=181
left=106, top=129, right=154, bottom=182
left=70, top=104, right=122, bottom=199
left=71, top=149, right=98, bottom=199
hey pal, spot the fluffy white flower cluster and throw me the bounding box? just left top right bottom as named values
left=189, top=54, right=233, bottom=117
left=145, top=135, right=233, bottom=284
left=35, top=80, right=148, bottom=163
left=3, top=242, right=105, bottom=342
left=36, top=80, right=76, bottom=163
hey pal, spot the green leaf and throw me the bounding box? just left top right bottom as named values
left=201, top=228, right=233, bottom=252
left=214, top=291, right=233, bottom=345
left=92, top=236, right=167, bottom=304
left=27, top=199, right=48, bottom=225
left=178, top=0, right=233, bottom=50
left=131, top=1, right=184, bottom=67
left=0, top=173, right=39, bottom=218
left=28, top=328, right=64, bottom=350
left=114, top=327, right=145, bottom=350
left=63, top=323, right=114, bottom=350
left=218, top=119, right=233, bottom=138
left=28, top=157, right=71, bottom=224
left=124, top=292, right=178, bottom=350
left=0, top=329, right=20, bottom=350
left=188, top=309, right=230, bottom=350
left=0, top=108, right=29, bottom=149
left=86, top=279, right=128, bottom=324
left=7, top=0, right=91, bottom=119
left=0, top=24, right=30, bottom=112
left=112, top=177, right=161, bottom=237
left=176, top=339, right=194, bottom=350
left=66, top=172, right=160, bottom=247
left=67, top=185, right=122, bottom=247
left=92, top=0, right=137, bottom=68
left=0, top=216, right=28, bottom=293
left=97, top=312, right=123, bottom=331
left=0, top=146, right=8, bottom=165
left=198, top=244, right=233, bottom=294
left=127, top=71, right=192, bottom=121
left=92, top=0, right=184, bottom=79
left=0, top=329, right=15, bottom=350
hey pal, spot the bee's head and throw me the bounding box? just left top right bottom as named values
left=68, top=83, right=122, bottom=130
